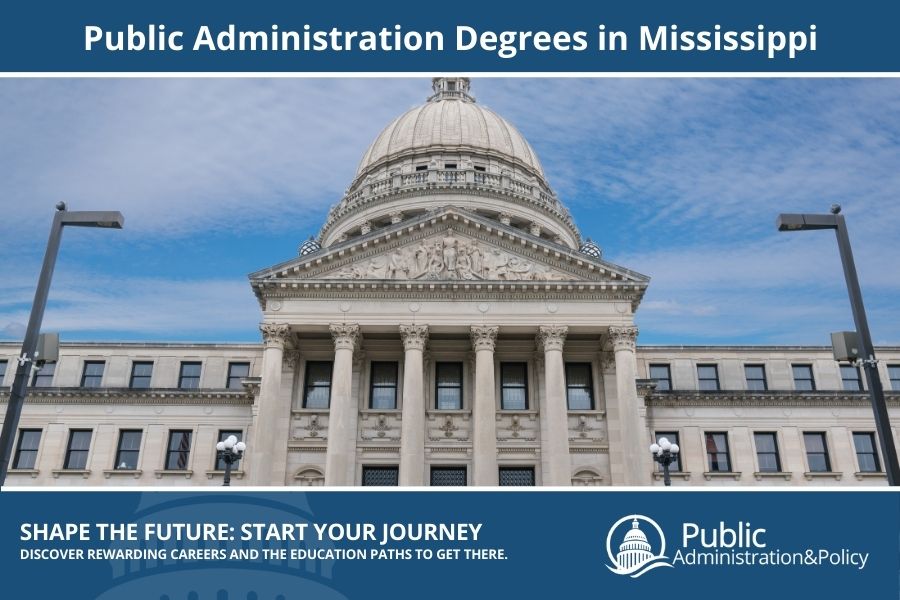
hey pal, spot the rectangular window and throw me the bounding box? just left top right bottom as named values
left=500, top=362, right=528, bottom=410
left=840, top=364, right=863, bottom=391
left=654, top=432, right=681, bottom=472
left=130, top=361, right=153, bottom=389
left=697, top=364, right=720, bottom=391
left=215, top=430, right=243, bottom=470
left=435, top=362, right=463, bottom=410
left=565, top=363, right=594, bottom=410
left=754, top=432, right=782, bottom=473
left=80, top=361, right=105, bottom=388
left=415, top=164, right=428, bottom=172
left=303, top=361, right=333, bottom=409
left=792, top=364, right=816, bottom=391
left=889, top=365, right=900, bottom=391
left=30, top=362, right=55, bottom=387
left=804, top=432, right=831, bottom=472
left=853, top=432, right=881, bottom=473
left=0, top=359, right=7, bottom=382
left=744, top=364, right=768, bottom=391
left=499, top=466, right=535, bottom=486
left=430, top=466, right=467, bottom=486
left=114, top=430, right=142, bottom=470
left=64, top=430, right=92, bottom=470
left=226, top=362, right=250, bottom=390
left=705, top=432, right=731, bottom=472
left=178, top=362, right=202, bottom=389
left=649, top=364, right=672, bottom=391
left=165, top=430, right=193, bottom=470
left=362, top=466, right=399, bottom=486
left=13, top=429, right=41, bottom=470
left=369, top=362, right=399, bottom=409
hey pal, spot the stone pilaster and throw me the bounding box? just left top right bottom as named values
left=399, top=324, right=428, bottom=485
left=537, top=325, right=571, bottom=486
left=471, top=325, right=499, bottom=486
left=325, top=323, right=360, bottom=486
left=248, top=322, right=290, bottom=485
left=607, top=325, right=652, bottom=485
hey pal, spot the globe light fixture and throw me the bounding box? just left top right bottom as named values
left=216, top=436, right=246, bottom=487
left=650, top=437, right=680, bottom=487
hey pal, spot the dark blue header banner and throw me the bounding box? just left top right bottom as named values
left=0, top=0, right=898, bottom=72
left=2, top=490, right=898, bottom=598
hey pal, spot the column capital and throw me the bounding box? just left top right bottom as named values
left=260, top=323, right=290, bottom=349
left=470, top=325, right=499, bottom=352
left=330, top=323, right=360, bottom=352
left=536, top=325, right=568, bottom=352
left=399, top=324, right=429, bottom=351
left=608, top=325, right=639, bottom=352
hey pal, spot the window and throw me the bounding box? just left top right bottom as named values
left=792, top=364, right=816, bottom=391
left=0, top=359, right=7, bottom=382
left=649, top=364, right=672, bottom=391
left=754, top=432, right=781, bottom=473
left=114, top=430, right=142, bottom=470
left=30, top=362, right=55, bottom=387
left=13, top=429, right=41, bottom=470
left=889, top=365, right=900, bottom=391
left=63, top=430, right=92, bottom=470
left=435, top=362, right=463, bottom=410
left=744, top=365, right=768, bottom=391
left=415, top=164, right=428, bottom=172
left=500, top=363, right=528, bottom=410
left=178, top=362, right=202, bottom=389
left=165, top=430, right=193, bottom=470
left=654, top=432, right=681, bottom=472
left=369, top=362, right=399, bottom=409
left=362, top=466, right=399, bottom=486
left=697, top=365, right=720, bottom=391
left=565, top=363, right=594, bottom=410
left=215, top=430, right=243, bottom=470
left=226, top=362, right=250, bottom=390
left=303, top=361, right=333, bottom=409
left=804, top=432, right=831, bottom=472
left=705, top=432, right=731, bottom=472
left=853, top=432, right=881, bottom=473
left=80, top=361, right=105, bottom=388
left=430, top=466, right=467, bottom=486
left=130, top=362, right=153, bottom=388
left=499, top=466, right=535, bottom=486
left=474, top=165, right=486, bottom=172
left=444, top=163, right=457, bottom=169
left=840, top=364, right=863, bottom=391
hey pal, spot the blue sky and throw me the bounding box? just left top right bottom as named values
left=0, top=77, right=898, bottom=345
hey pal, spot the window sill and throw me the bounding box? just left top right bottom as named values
left=496, top=409, right=538, bottom=417
left=703, top=471, right=742, bottom=481
left=854, top=471, right=886, bottom=480
left=8, top=468, right=40, bottom=478
left=103, top=469, right=142, bottom=479
left=51, top=469, right=91, bottom=479
left=754, top=471, right=792, bottom=481
left=804, top=471, right=843, bottom=481
left=291, top=408, right=331, bottom=414
left=567, top=409, right=606, bottom=417
left=206, top=470, right=244, bottom=480
left=154, top=469, right=194, bottom=479
left=359, top=408, right=401, bottom=415
left=652, top=471, right=691, bottom=481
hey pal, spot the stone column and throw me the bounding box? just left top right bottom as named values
left=399, top=324, right=429, bottom=486
left=537, top=325, right=571, bottom=486
left=608, top=325, right=652, bottom=485
left=248, top=323, right=289, bottom=485
left=471, top=325, right=499, bottom=486
left=325, top=323, right=360, bottom=486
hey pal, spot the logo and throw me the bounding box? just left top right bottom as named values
left=606, top=514, right=673, bottom=578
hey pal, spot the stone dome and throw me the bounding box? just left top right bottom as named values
left=354, top=77, right=545, bottom=182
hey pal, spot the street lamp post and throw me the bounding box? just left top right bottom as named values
left=650, top=437, right=680, bottom=487
left=0, top=203, right=124, bottom=488
left=216, top=435, right=246, bottom=487
left=777, top=204, right=900, bottom=486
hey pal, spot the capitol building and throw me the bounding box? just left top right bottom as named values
left=2, top=77, right=899, bottom=487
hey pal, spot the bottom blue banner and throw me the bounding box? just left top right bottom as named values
left=2, top=490, right=898, bottom=598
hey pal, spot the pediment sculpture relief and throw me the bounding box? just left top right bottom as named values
left=327, top=231, right=570, bottom=281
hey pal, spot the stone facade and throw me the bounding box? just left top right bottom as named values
left=2, top=78, right=899, bottom=487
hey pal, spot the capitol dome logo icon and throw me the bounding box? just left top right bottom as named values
left=606, top=515, right=674, bottom=578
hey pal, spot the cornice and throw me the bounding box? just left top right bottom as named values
left=646, top=390, right=900, bottom=408
left=0, top=388, right=255, bottom=406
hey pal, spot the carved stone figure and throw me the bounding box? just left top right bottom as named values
left=442, top=234, right=458, bottom=274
